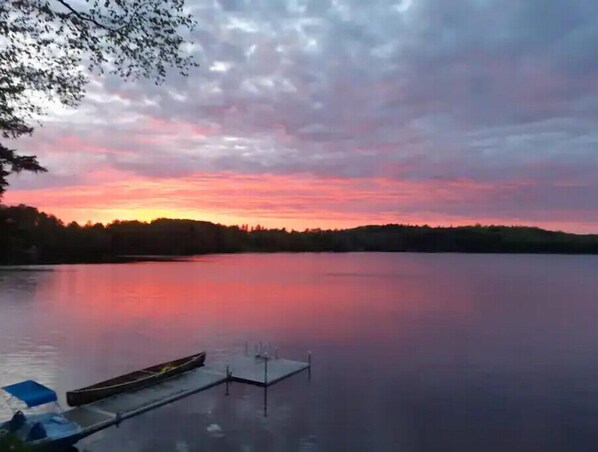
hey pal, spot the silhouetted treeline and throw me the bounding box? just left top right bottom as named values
left=1, top=204, right=597, bottom=264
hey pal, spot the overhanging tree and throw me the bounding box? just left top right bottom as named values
left=0, top=0, right=198, bottom=197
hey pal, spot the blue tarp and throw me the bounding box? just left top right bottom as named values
left=2, top=380, right=57, bottom=407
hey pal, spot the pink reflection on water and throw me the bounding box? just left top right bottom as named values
left=40, top=255, right=474, bottom=353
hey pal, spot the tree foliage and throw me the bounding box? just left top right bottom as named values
left=0, top=432, right=42, bottom=451
left=1, top=205, right=597, bottom=264
left=0, top=0, right=198, bottom=196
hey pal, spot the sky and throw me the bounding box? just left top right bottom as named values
left=5, top=0, right=598, bottom=233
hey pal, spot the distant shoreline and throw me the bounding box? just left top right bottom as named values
left=1, top=249, right=598, bottom=268
left=1, top=205, right=597, bottom=265
left=0, top=254, right=192, bottom=267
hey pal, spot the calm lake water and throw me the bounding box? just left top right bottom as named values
left=1, top=253, right=597, bottom=451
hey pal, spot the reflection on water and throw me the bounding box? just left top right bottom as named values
left=0, top=253, right=597, bottom=451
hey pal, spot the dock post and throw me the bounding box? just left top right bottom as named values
left=264, top=385, right=268, bottom=417
left=225, top=365, right=230, bottom=396
left=264, top=356, right=269, bottom=417
left=274, top=347, right=279, bottom=359
left=308, top=351, right=312, bottom=381
left=264, top=355, right=269, bottom=385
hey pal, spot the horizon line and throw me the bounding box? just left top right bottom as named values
left=2, top=203, right=596, bottom=236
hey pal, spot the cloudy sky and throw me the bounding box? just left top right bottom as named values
left=5, top=0, right=598, bottom=232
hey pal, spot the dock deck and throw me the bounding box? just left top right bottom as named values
left=63, top=353, right=309, bottom=441
left=209, top=355, right=310, bottom=386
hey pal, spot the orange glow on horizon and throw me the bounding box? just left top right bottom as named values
left=4, top=171, right=597, bottom=234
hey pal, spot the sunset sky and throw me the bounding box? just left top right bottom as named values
left=5, top=0, right=598, bottom=233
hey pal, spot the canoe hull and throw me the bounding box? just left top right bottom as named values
left=66, top=351, right=206, bottom=407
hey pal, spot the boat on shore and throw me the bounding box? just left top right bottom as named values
left=66, top=351, right=206, bottom=406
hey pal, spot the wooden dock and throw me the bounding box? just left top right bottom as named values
left=63, top=353, right=310, bottom=443
left=209, top=355, right=310, bottom=386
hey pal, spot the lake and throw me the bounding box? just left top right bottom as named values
left=1, top=253, right=597, bottom=451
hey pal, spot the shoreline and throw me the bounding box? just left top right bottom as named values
left=1, top=249, right=598, bottom=268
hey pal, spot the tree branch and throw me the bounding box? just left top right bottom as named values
left=55, top=0, right=151, bottom=33
left=55, top=0, right=112, bottom=30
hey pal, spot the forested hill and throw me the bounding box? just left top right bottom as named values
left=1, top=204, right=597, bottom=264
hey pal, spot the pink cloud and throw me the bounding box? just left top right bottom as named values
left=5, top=171, right=597, bottom=233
